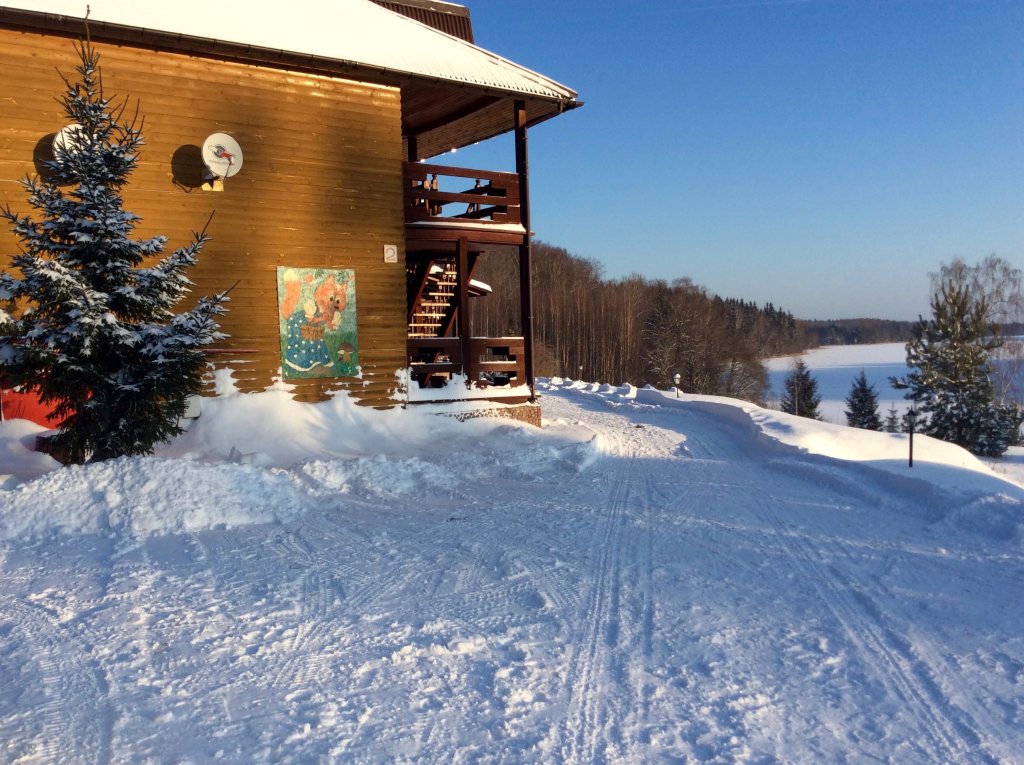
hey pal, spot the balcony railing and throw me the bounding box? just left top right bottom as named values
left=404, top=163, right=521, bottom=226
left=408, top=336, right=526, bottom=391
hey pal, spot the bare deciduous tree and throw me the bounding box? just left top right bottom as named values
left=473, top=241, right=807, bottom=403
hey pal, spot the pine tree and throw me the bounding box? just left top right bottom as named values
left=845, top=370, right=882, bottom=430
left=891, top=281, right=1023, bottom=457
left=883, top=404, right=901, bottom=433
left=780, top=359, right=821, bottom=419
left=0, top=43, right=228, bottom=463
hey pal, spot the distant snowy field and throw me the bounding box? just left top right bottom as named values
left=766, top=341, right=909, bottom=423
left=1, top=373, right=1023, bottom=763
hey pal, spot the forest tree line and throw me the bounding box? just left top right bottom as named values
left=472, top=242, right=809, bottom=403
left=802, top=318, right=917, bottom=345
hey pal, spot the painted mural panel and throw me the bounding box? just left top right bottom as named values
left=277, top=267, right=358, bottom=379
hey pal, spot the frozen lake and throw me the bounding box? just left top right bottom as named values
left=767, top=342, right=911, bottom=424
left=768, top=340, right=1024, bottom=425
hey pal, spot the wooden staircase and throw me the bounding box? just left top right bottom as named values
left=408, top=259, right=458, bottom=339
left=405, top=252, right=524, bottom=395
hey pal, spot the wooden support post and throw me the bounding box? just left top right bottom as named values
left=514, top=100, right=535, bottom=399
left=456, top=236, right=472, bottom=385
left=407, top=134, right=418, bottom=162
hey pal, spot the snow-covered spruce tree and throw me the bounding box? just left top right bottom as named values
left=0, top=43, right=227, bottom=463
left=780, top=359, right=821, bottom=419
left=844, top=370, right=882, bottom=430
left=891, top=281, right=1023, bottom=457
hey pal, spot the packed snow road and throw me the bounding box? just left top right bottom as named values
left=1, top=381, right=1022, bottom=763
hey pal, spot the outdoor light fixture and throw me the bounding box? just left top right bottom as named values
left=673, top=373, right=681, bottom=397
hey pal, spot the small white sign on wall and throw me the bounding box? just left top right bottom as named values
left=383, top=244, right=398, bottom=263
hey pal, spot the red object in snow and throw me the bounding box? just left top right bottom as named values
left=0, top=387, right=62, bottom=427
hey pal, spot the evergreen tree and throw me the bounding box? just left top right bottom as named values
left=0, top=43, right=227, bottom=463
left=844, top=370, right=882, bottom=430
left=780, top=359, right=821, bottom=419
left=883, top=404, right=901, bottom=433
left=931, top=255, right=1024, bottom=406
left=891, top=281, right=1023, bottom=457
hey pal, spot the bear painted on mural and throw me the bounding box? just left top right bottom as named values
left=277, top=267, right=357, bottom=378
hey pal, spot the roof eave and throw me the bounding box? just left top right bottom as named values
left=0, top=6, right=582, bottom=157
left=0, top=7, right=578, bottom=105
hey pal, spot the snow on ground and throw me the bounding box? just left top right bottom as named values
left=1, top=373, right=1023, bottom=763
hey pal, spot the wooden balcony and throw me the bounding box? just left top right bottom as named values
left=404, top=163, right=526, bottom=245
left=408, top=336, right=527, bottom=400
left=403, top=159, right=534, bottom=403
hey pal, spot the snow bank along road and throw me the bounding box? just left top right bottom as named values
left=1, top=381, right=1022, bottom=763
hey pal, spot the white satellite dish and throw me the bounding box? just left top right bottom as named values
left=53, top=123, right=85, bottom=155
left=201, top=133, right=243, bottom=178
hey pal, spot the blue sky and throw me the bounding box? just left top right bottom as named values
left=452, top=0, right=1024, bottom=321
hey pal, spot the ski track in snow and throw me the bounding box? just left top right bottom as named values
left=2, top=384, right=1024, bottom=762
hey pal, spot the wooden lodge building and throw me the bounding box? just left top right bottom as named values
left=0, top=0, right=580, bottom=423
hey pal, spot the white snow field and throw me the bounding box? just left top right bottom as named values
left=2, top=364, right=1024, bottom=762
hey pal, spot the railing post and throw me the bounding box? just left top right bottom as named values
left=515, top=100, right=535, bottom=399
left=456, top=236, right=472, bottom=384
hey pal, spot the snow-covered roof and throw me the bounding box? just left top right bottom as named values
left=0, top=0, right=577, bottom=103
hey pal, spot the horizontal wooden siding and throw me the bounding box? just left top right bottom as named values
left=0, top=28, right=407, bottom=406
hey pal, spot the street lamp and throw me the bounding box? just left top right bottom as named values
left=673, top=373, right=681, bottom=398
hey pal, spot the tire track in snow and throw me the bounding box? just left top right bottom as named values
left=0, top=595, right=112, bottom=765
left=753, top=469, right=1000, bottom=764
left=634, top=399, right=1005, bottom=760
left=543, top=389, right=700, bottom=762
left=824, top=540, right=1011, bottom=763
left=637, top=473, right=656, bottom=665
left=342, top=521, right=454, bottom=613
left=557, top=472, right=630, bottom=764
left=512, top=553, right=580, bottom=615
left=900, top=623, right=1024, bottom=763
left=639, top=452, right=794, bottom=757
left=256, top=522, right=351, bottom=693
left=617, top=471, right=659, bottom=757
left=677, top=406, right=1002, bottom=763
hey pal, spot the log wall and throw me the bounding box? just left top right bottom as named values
left=0, top=28, right=408, bottom=406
